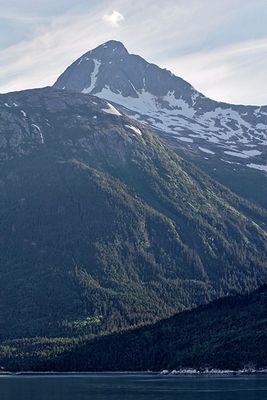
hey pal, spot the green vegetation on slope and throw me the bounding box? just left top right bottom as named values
left=1, top=285, right=266, bottom=371
left=171, top=139, right=267, bottom=210
left=0, top=88, right=266, bottom=342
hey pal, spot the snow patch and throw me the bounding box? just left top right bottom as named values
left=125, top=125, right=142, bottom=136
left=198, top=147, right=215, bottom=154
left=191, top=90, right=199, bottom=106
left=163, top=91, right=195, bottom=118
left=82, top=59, right=101, bottom=94
left=31, top=124, right=44, bottom=144
left=221, top=158, right=241, bottom=165
left=242, top=149, right=262, bottom=157
left=97, top=86, right=158, bottom=114
left=246, top=163, right=267, bottom=172
left=177, top=137, right=193, bottom=143
left=224, top=151, right=249, bottom=159
left=102, top=102, right=122, bottom=116
left=256, top=123, right=267, bottom=130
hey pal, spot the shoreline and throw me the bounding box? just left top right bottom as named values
left=160, top=368, right=267, bottom=376
left=1, top=369, right=267, bottom=377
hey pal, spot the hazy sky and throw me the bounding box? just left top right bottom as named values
left=1, top=0, right=267, bottom=105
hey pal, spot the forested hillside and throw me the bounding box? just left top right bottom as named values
left=0, top=88, right=266, bottom=341
left=1, top=285, right=266, bottom=371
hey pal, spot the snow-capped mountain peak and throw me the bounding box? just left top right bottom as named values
left=54, top=41, right=267, bottom=174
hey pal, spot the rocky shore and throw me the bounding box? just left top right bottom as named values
left=160, top=367, right=267, bottom=376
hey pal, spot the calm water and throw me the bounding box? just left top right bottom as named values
left=0, top=374, right=266, bottom=400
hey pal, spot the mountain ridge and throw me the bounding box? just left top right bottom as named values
left=54, top=40, right=267, bottom=208
left=0, top=86, right=266, bottom=340
left=54, top=40, right=267, bottom=166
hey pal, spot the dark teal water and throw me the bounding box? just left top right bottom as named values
left=0, top=374, right=266, bottom=400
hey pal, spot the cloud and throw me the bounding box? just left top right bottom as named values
left=103, top=10, right=124, bottom=27
left=0, top=0, right=267, bottom=104
left=164, top=38, right=267, bottom=105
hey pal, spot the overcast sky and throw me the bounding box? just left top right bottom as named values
left=1, top=0, right=267, bottom=105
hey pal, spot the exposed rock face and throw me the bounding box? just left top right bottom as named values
left=0, top=87, right=142, bottom=163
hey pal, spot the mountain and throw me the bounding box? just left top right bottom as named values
left=2, top=285, right=267, bottom=371
left=0, top=87, right=266, bottom=341
left=54, top=40, right=267, bottom=208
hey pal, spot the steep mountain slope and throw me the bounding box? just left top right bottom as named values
left=54, top=40, right=267, bottom=207
left=0, top=87, right=266, bottom=340
left=2, top=285, right=266, bottom=371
